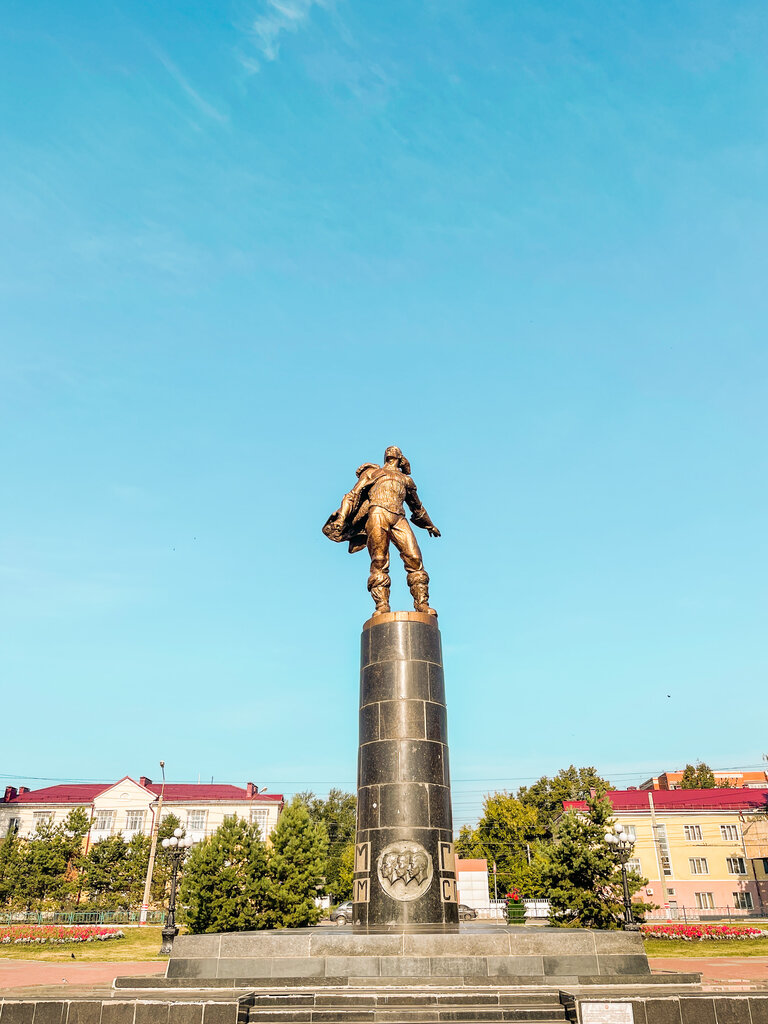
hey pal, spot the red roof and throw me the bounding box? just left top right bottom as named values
left=5, top=778, right=284, bottom=805
left=7, top=785, right=106, bottom=805
left=146, top=784, right=284, bottom=803
left=456, top=858, right=489, bottom=872
left=564, top=788, right=768, bottom=813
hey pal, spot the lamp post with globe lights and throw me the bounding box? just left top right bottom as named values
left=159, top=828, right=195, bottom=955
left=605, top=823, right=640, bottom=931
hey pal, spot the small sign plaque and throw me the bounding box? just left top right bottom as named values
left=440, top=877, right=458, bottom=903
left=353, top=877, right=370, bottom=903
left=581, top=1002, right=634, bottom=1024
left=354, top=842, right=370, bottom=873
left=438, top=841, right=456, bottom=873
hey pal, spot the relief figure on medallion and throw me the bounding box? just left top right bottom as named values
left=323, top=446, right=441, bottom=616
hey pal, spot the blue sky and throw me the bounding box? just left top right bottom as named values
left=2, top=0, right=767, bottom=827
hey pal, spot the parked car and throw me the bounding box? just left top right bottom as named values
left=458, top=904, right=478, bottom=922
left=329, top=900, right=353, bottom=924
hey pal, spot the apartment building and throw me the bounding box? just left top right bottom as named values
left=1, top=775, right=284, bottom=846
left=640, top=769, right=768, bottom=791
left=564, top=788, right=768, bottom=915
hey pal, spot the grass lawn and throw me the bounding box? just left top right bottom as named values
left=645, top=937, right=768, bottom=957
left=0, top=927, right=166, bottom=962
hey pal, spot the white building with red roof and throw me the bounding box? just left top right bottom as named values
left=1, top=776, right=284, bottom=847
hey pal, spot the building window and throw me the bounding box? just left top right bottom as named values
left=7, top=818, right=20, bottom=835
left=94, top=810, right=114, bottom=832
left=125, top=810, right=145, bottom=832
left=655, top=824, right=673, bottom=876
left=734, top=892, right=754, bottom=910
left=689, top=858, right=709, bottom=875
left=250, top=807, right=270, bottom=838
left=684, top=825, right=702, bottom=841
left=720, top=824, right=740, bottom=842
left=187, top=810, right=207, bottom=833
left=727, top=857, right=747, bottom=875
left=626, top=858, right=642, bottom=874
left=763, top=859, right=768, bottom=874
left=695, top=892, right=715, bottom=909
left=33, top=811, right=53, bottom=824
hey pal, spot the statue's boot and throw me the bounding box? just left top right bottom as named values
left=409, top=573, right=437, bottom=617
left=369, top=570, right=391, bottom=616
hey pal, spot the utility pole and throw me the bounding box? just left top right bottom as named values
left=140, top=761, right=166, bottom=926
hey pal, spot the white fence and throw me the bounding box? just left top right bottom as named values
left=475, top=899, right=550, bottom=921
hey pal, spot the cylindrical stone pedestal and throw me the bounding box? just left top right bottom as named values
left=352, top=611, right=458, bottom=931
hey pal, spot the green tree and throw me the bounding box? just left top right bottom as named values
left=517, top=766, right=613, bottom=838
left=679, top=762, right=717, bottom=789
left=542, top=793, right=646, bottom=928
left=455, top=793, right=546, bottom=897
left=0, top=832, right=22, bottom=907
left=14, top=808, right=92, bottom=910
left=82, top=835, right=134, bottom=907
left=297, top=789, right=356, bottom=900
left=180, top=816, right=270, bottom=933
left=263, top=797, right=329, bottom=928
left=335, top=842, right=355, bottom=903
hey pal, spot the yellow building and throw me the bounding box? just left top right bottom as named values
left=565, top=788, right=768, bottom=917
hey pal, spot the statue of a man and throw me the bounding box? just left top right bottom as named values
left=323, top=446, right=441, bottom=616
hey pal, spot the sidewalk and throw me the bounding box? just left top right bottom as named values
left=651, top=956, right=768, bottom=989
left=0, top=960, right=165, bottom=998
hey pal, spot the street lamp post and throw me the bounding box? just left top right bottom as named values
left=159, top=828, right=195, bottom=955
left=605, top=823, right=641, bottom=932
left=140, top=760, right=166, bottom=926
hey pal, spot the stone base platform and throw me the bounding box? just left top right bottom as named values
left=147, top=927, right=697, bottom=990
left=4, top=984, right=768, bottom=1024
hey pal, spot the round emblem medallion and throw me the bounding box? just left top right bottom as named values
left=376, top=840, right=433, bottom=902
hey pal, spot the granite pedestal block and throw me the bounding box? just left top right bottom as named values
left=354, top=612, right=458, bottom=931
left=151, top=927, right=696, bottom=989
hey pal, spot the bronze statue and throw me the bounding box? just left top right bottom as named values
left=323, top=446, right=441, bottom=616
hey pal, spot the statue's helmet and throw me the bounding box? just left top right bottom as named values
left=384, top=446, right=411, bottom=474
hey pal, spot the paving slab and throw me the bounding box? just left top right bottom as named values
left=0, top=960, right=165, bottom=998
left=650, top=956, right=768, bottom=989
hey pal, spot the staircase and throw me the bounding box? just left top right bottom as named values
left=246, top=987, right=568, bottom=1023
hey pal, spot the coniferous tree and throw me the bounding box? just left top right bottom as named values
left=0, top=832, right=22, bottom=907
left=82, top=836, right=133, bottom=906
left=542, top=793, right=646, bottom=928
left=16, top=808, right=91, bottom=909
left=180, top=816, right=269, bottom=933
left=263, top=798, right=328, bottom=928
left=297, top=789, right=356, bottom=900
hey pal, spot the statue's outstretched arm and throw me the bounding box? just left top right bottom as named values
left=406, top=480, right=441, bottom=538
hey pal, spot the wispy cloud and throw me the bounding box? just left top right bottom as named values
left=149, top=43, right=228, bottom=123
left=241, top=0, right=329, bottom=71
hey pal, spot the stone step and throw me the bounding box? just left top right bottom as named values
left=247, top=1002, right=567, bottom=1023
left=247, top=1011, right=566, bottom=1023
left=250, top=993, right=559, bottom=1008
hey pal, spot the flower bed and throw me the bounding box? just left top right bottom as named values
left=642, top=923, right=767, bottom=941
left=0, top=925, right=125, bottom=946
